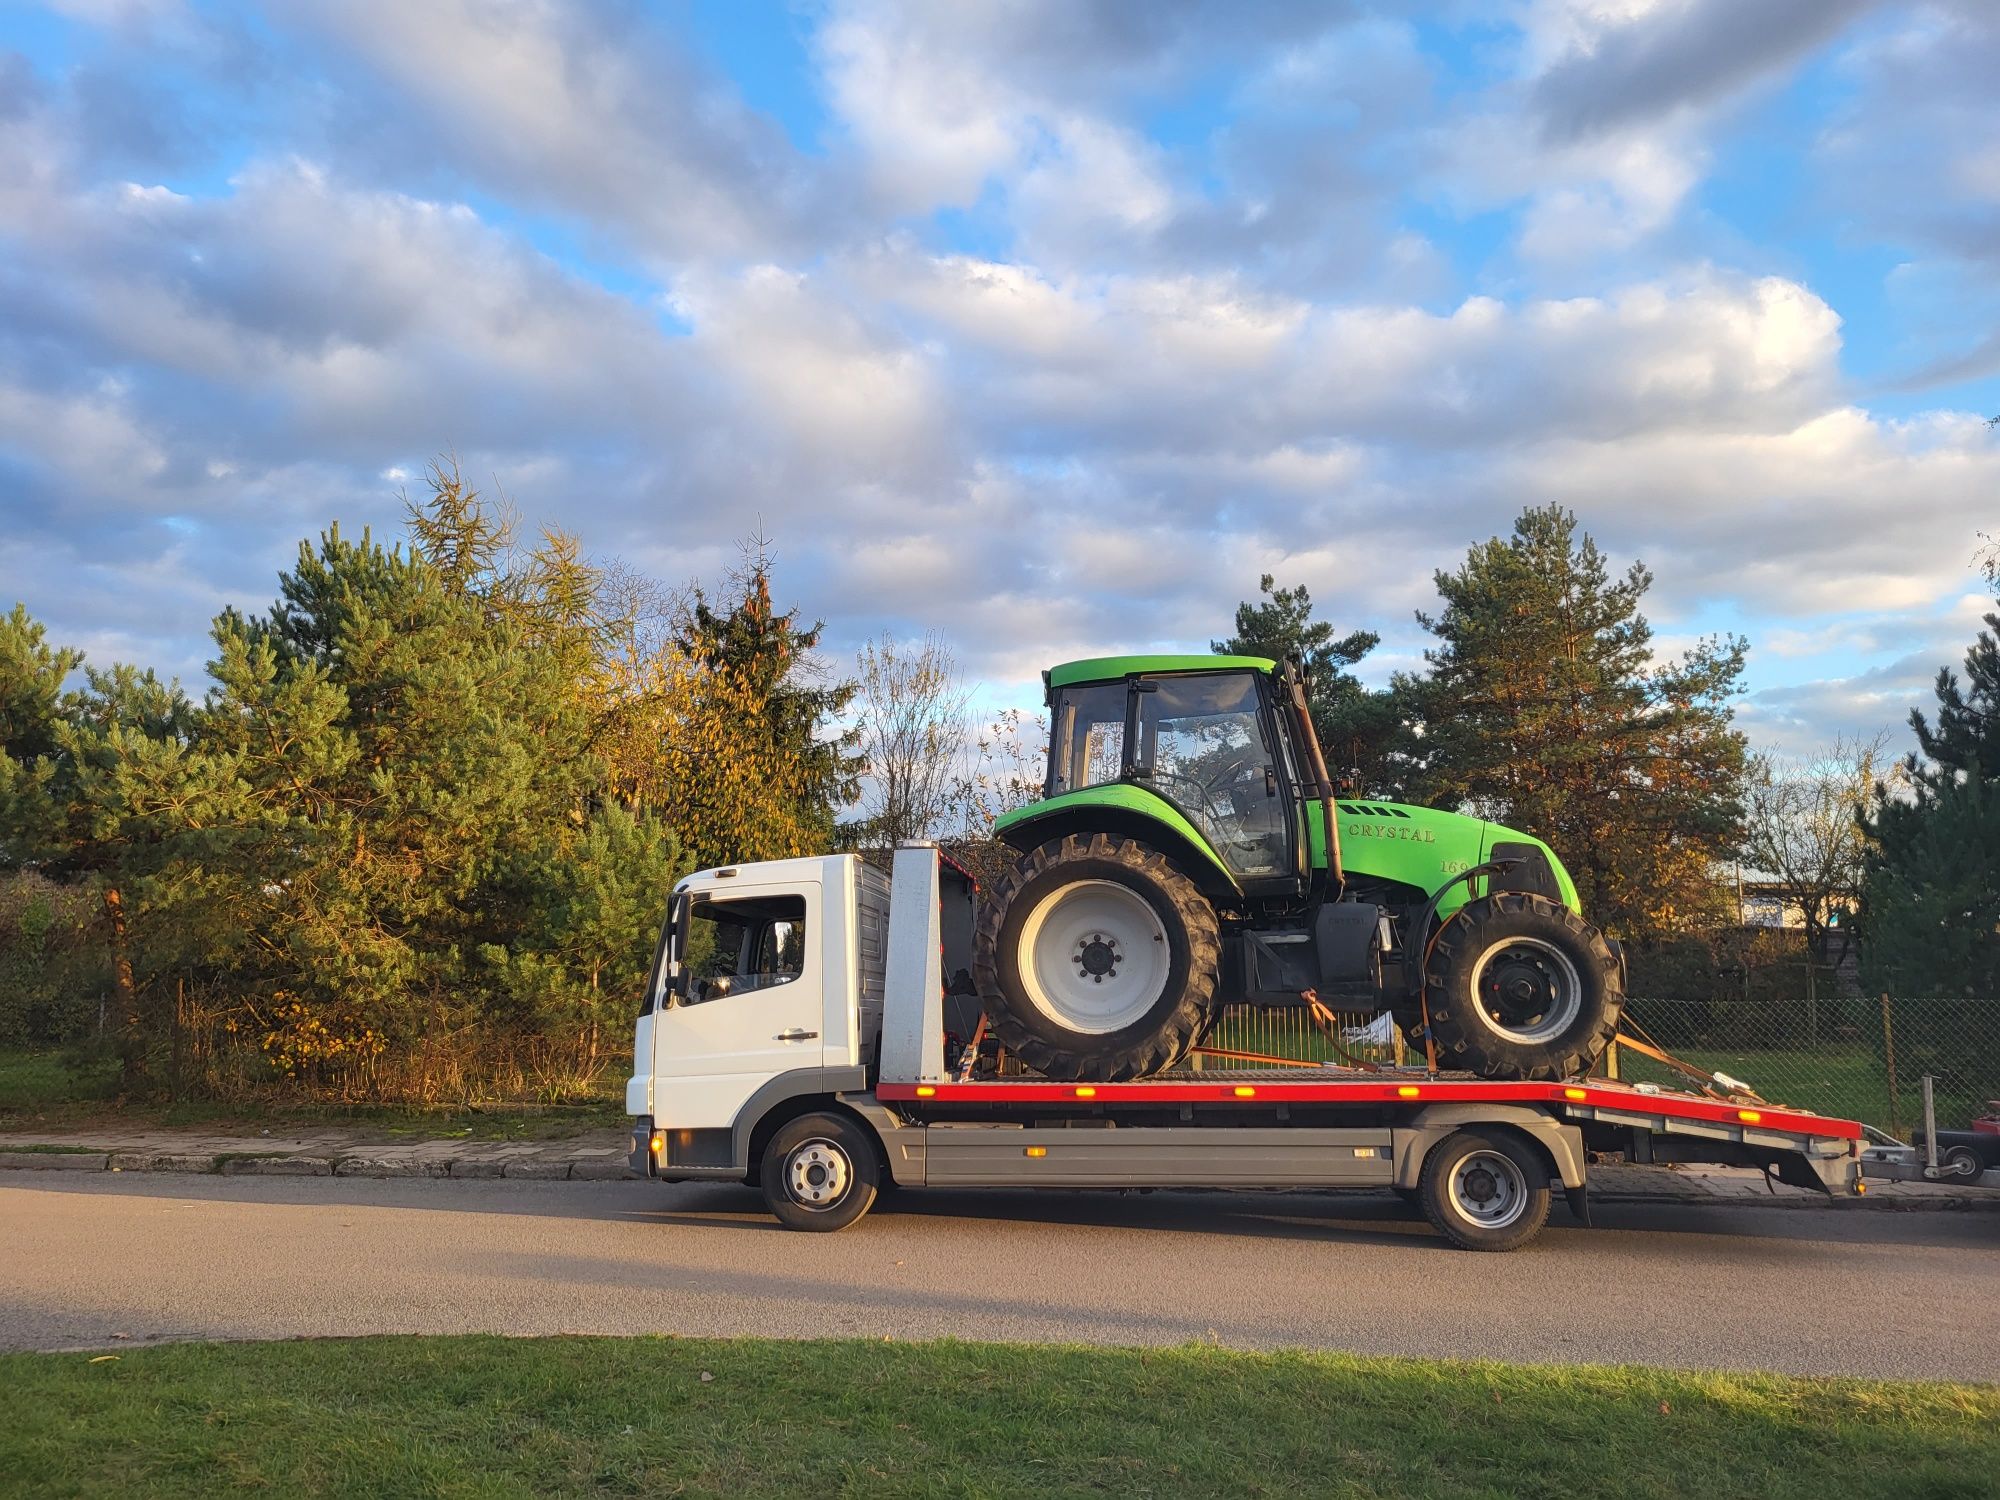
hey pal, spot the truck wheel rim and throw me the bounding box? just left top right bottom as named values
left=1017, top=879, right=1171, bottom=1035
left=785, top=1139, right=851, bottom=1210
left=1468, top=937, right=1583, bottom=1044
left=1448, top=1148, right=1528, bottom=1230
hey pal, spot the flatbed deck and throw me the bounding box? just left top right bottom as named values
left=879, top=1073, right=1863, bottom=1143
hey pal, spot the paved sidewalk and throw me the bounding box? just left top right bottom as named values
left=2, top=1124, right=1995, bottom=1208
left=0, top=1125, right=633, bottom=1181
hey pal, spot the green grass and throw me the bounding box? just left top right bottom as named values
left=0, top=1047, right=119, bottom=1112
left=1616, top=1045, right=1981, bottom=1135
left=0, top=1047, right=625, bottom=1139
left=0, top=1141, right=110, bottom=1154
left=3, top=1336, right=1995, bottom=1499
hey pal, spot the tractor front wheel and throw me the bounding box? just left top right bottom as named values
left=973, top=834, right=1220, bottom=1081
left=1422, top=892, right=1623, bottom=1081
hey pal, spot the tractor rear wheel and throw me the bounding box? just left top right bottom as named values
left=973, top=834, right=1220, bottom=1081
left=1422, top=893, right=1623, bottom=1081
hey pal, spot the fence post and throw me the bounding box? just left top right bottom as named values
left=1879, top=992, right=1902, bottom=1138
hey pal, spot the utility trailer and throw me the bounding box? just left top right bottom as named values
left=627, top=847, right=1866, bottom=1251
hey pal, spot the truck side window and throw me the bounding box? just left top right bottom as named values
left=680, top=893, right=809, bottom=1004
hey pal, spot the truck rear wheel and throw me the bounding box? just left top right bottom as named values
left=1422, top=893, right=1622, bottom=1081
left=1419, top=1129, right=1551, bottom=1251
left=759, top=1113, right=880, bottom=1232
left=974, top=834, right=1220, bottom=1081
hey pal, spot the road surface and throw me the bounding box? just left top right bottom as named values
left=4, top=1171, right=1994, bottom=1379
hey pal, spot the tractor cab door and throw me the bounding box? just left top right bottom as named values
left=1131, top=672, right=1299, bottom=890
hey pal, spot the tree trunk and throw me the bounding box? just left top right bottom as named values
left=102, top=885, right=146, bottom=1087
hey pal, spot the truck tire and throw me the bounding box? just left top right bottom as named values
left=1419, top=1129, right=1551, bottom=1252
left=974, top=834, right=1220, bottom=1081
left=759, top=1112, right=880, bottom=1232
left=1422, top=893, right=1622, bottom=1081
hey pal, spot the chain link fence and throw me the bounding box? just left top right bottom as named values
left=1612, top=995, right=1998, bottom=1137
left=1197, top=996, right=2000, bottom=1136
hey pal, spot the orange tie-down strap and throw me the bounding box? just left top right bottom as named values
left=1607, top=1028, right=1768, bottom=1104
left=1188, top=995, right=1390, bottom=1073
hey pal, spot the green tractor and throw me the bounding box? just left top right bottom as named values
left=972, top=654, right=1625, bottom=1082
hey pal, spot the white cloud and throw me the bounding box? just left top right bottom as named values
left=4, top=0, right=1995, bottom=762
left=282, top=0, right=832, bottom=264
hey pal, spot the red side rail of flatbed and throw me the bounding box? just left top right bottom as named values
left=877, top=1075, right=1863, bottom=1141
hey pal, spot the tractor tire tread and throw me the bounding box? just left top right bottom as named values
left=1422, top=893, right=1623, bottom=1082
left=972, top=834, right=1220, bottom=1081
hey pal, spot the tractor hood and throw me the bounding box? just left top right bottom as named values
left=1333, top=799, right=1581, bottom=916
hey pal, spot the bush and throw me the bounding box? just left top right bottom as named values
left=0, top=872, right=110, bottom=1046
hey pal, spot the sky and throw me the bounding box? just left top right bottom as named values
left=2, top=0, right=1997, bottom=758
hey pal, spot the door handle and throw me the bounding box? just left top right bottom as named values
left=774, top=1029, right=819, bottom=1042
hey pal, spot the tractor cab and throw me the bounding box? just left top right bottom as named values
left=1034, top=654, right=1334, bottom=896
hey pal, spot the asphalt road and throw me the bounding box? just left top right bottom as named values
left=4, top=1171, right=1995, bottom=1379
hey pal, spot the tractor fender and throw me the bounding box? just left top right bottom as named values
left=1391, top=1102, right=1587, bottom=1190
left=993, top=791, right=1242, bottom=899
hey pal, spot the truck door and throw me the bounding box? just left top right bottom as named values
left=652, top=880, right=824, bottom=1132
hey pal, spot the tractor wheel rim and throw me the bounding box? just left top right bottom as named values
left=1448, top=1148, right=1528, bottom=1230
left=1017, top=879, right=1171, bottom=1035
left=1468, top=937, right=1584, bottom=1045
left=785, top=1139, right=851, bottom=1210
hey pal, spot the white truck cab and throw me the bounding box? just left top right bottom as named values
left=628, top=847, right=1865, bottom=1250
left=628, top=853, right=894, bottom=1181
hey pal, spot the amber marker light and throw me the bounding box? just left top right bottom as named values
left=1564, top=1087, right=1588, bottom=1101
left=649, top=1132, right=664, bottom=1156
left=915, top=1086, right=936, bottom=1097
left=1397, top=1085, right=1421, bottom=1098
left=1075, top=1086, right=1097, bottom=1098
left=1024, top=1146, right=1048, bottom=1158
left=1232, top=1086, right=1257, bottom=1098
left=1738, top=1110, right=1762, bottom=1124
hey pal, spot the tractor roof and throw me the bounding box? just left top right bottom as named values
left=1046, top=653, right=1277, bottom=690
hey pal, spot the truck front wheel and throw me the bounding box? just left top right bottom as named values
left=974, top=834, right=1220, bottom=1081
left=759, top=1113, right=881, bottom=1232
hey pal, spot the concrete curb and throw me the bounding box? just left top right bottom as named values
left=2, top=1149, right=627, bottom=1182
left=4, top=1147, right=1994, bottom=1210
left=0, top=1151, right=109, bottom=1171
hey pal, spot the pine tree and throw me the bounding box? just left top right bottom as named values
left=0, top=604, right=81, bottom=773
left=660, top=546, right=862, bottom=869
left=1862, top=580, right=2000, bottom=998
left=0, top=614, right=201, bottom=1084
left=1213, top=575, right=1404, bottom=793
left=1406, top=505, right=1747, bottom=938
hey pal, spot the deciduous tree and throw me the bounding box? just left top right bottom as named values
left=1741, top=736, right=1888, bottom=1004
left=851, top=632, right=973, bottom=846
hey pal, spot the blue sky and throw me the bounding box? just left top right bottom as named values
left=2, top=0, right=1997, bottom=758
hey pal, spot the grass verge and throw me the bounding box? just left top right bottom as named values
left=4, top=1335, right=1995, bottom=1499
left=0, top=1047, right=625, bottom=1139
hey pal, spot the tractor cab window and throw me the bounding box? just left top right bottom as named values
left=676, top=893, right=809, bottom=1005
left=1134, top=673, right=1288, bottom=880
left=1049, top=681, right=1128, bottom=795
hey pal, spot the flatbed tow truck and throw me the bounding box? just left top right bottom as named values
left=629, top=847, right=1870, bottom=1251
